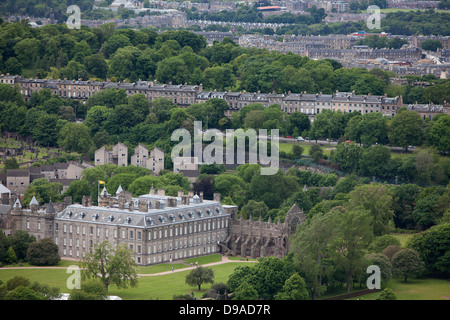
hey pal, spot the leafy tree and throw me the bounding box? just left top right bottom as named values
left=333, top=208, right=373, bottom=293
left=274, top=273, right=309, bottom=300
left=80, top=241, right=138, bottom=294
left=239, top=200, right=269, bottom=220
left=8, top=231, right=35, bottom=262
left=32, top=113, right=63, bottom=147
left=63, top=179, right=93, bottom=204
left=102, top=33, right=131, bottom=58
left=388, top=110, right=423, bottom=151
left=22, top=178, right=63, bottom=206
left=358, top=145, right=392, bottom=179
left=6, top=246, right=17, bottom=265
left=291, top=210, right=340, bottom=299
left=86, top=88, right=128, bottom=110
left=58, top=122, right=93, bottom=153
left=69, top=280, right=107, bottom=300
left=377, top=288, right=396, bottom=300
left=26, top=238, right=60, bottom=266
left=249, top=170, right=299, bottom=209
left=84, top=105, right=112, bottom=135
left=84, top=53, right=108, bottom=79
left=4, top=158, right=19, bottom=170
left=13, top=38, right=40, bottom=67
left=368, top=234, right=401, bottom=253
left=309, top=144, right=323, bottom=163
left=428, top=114, right=450, bottom=154
left=185, top=266, right=215, bottom=291
left=233, top=281, right=258, bottom=300
left=392, top=248, right=424, bottom=282
left=408, top=223, right=450, bottom=277
left=421, top=39, right=443, bottom=52
left=347, top=183, right=394, bottom=236
left=364, top=253, right=392, bottom=286
left=330, top=142, right=362, bottom=173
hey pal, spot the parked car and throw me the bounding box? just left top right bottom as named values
left=286, top=136, right=292, bottom=139
left=297, top=136, right=304, bottom=141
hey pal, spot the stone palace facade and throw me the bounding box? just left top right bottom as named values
left=0, top=186, right=304, bottom=265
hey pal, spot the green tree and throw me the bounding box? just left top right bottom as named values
left=26, top=238, right=60, bottom=266
left=6, top=246, right=17, bottom=265
left=239, top=200, right=269, bottom=220
left=408, top=223, right=450, bottom=277
left=392, top=248, right=424, bottom=282
left=330, top=142, right=363, bottom=173
left=358, top=145, right=392, bottom=178
left=13, top=38, right=40, bottom=67
left=63, top=179, right=93, bottom=204
left=421, top=39, right=443, bottom=52
left=388, top=110, right=423, bottom=151
left=233, top=281, right=258, bottom=300
left=291, top=210, right=340, bottom=299
left=347, top=183, right=394, bottom=236
left=8, top=230, right=35, bottom=262
left=309, top=144, right=324, bottom=163
left=80, top=241, right=138, bottom=294
left=84, top=53, right=108, bottom=79
left=22, top=178, right=63, bottom=206
left=185, top=266, right=215, bottom=291
left=33, top=113, right=63, bottom=147
left=58, top=122, right=93, bottom=153
left=376, top=288, right=396, bottom=300
left=368, top=234, right=401, bottom=253
left=69, top=280, right=107, bottom=300
left=274, top=273, right=309, bottom=300
left=428, top=114, right=450, bottom=154
left=334, top=208, right=373, bottom=293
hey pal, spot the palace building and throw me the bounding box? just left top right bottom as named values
left=0, top=184, right=305, bottom=265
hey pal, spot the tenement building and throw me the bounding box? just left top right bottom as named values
left=0, top=186, right=305, bottom=265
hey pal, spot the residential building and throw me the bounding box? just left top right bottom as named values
left=94, top=142, right=128, bottom=167
left=130, top=144, right=165, bottom=175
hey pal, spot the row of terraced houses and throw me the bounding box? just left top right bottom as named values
left=0, top=74, right=405, bottom=119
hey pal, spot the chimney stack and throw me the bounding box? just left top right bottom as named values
left=199, top=192, right=204, bottom=203
left=157, top=189, right=165, bottom=196
left=182, top=195, right=190, bottom=205
left=213, top=193, right=221, bottom=202
left=138, top=200, right=148, bottom=212
left=167, top=197, right=177, bottom=207
left=118, top=196, right=125, bottom=210
left=129, top=201, right=134, bottom=211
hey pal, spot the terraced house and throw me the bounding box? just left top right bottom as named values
left=1, top=75, right=404, bottom=119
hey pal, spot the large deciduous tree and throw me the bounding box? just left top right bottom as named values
left=81, top=241, right=138, bottom=294
left=388, top=110, right=423, bottom=151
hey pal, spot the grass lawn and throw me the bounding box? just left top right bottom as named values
left=391, top=233, right=415, bottom=247
left=0, top=260, right=250, bottom=300
left=279, top=142, right=333, bottom=157
left=352, top=277, right=450, bottom=300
